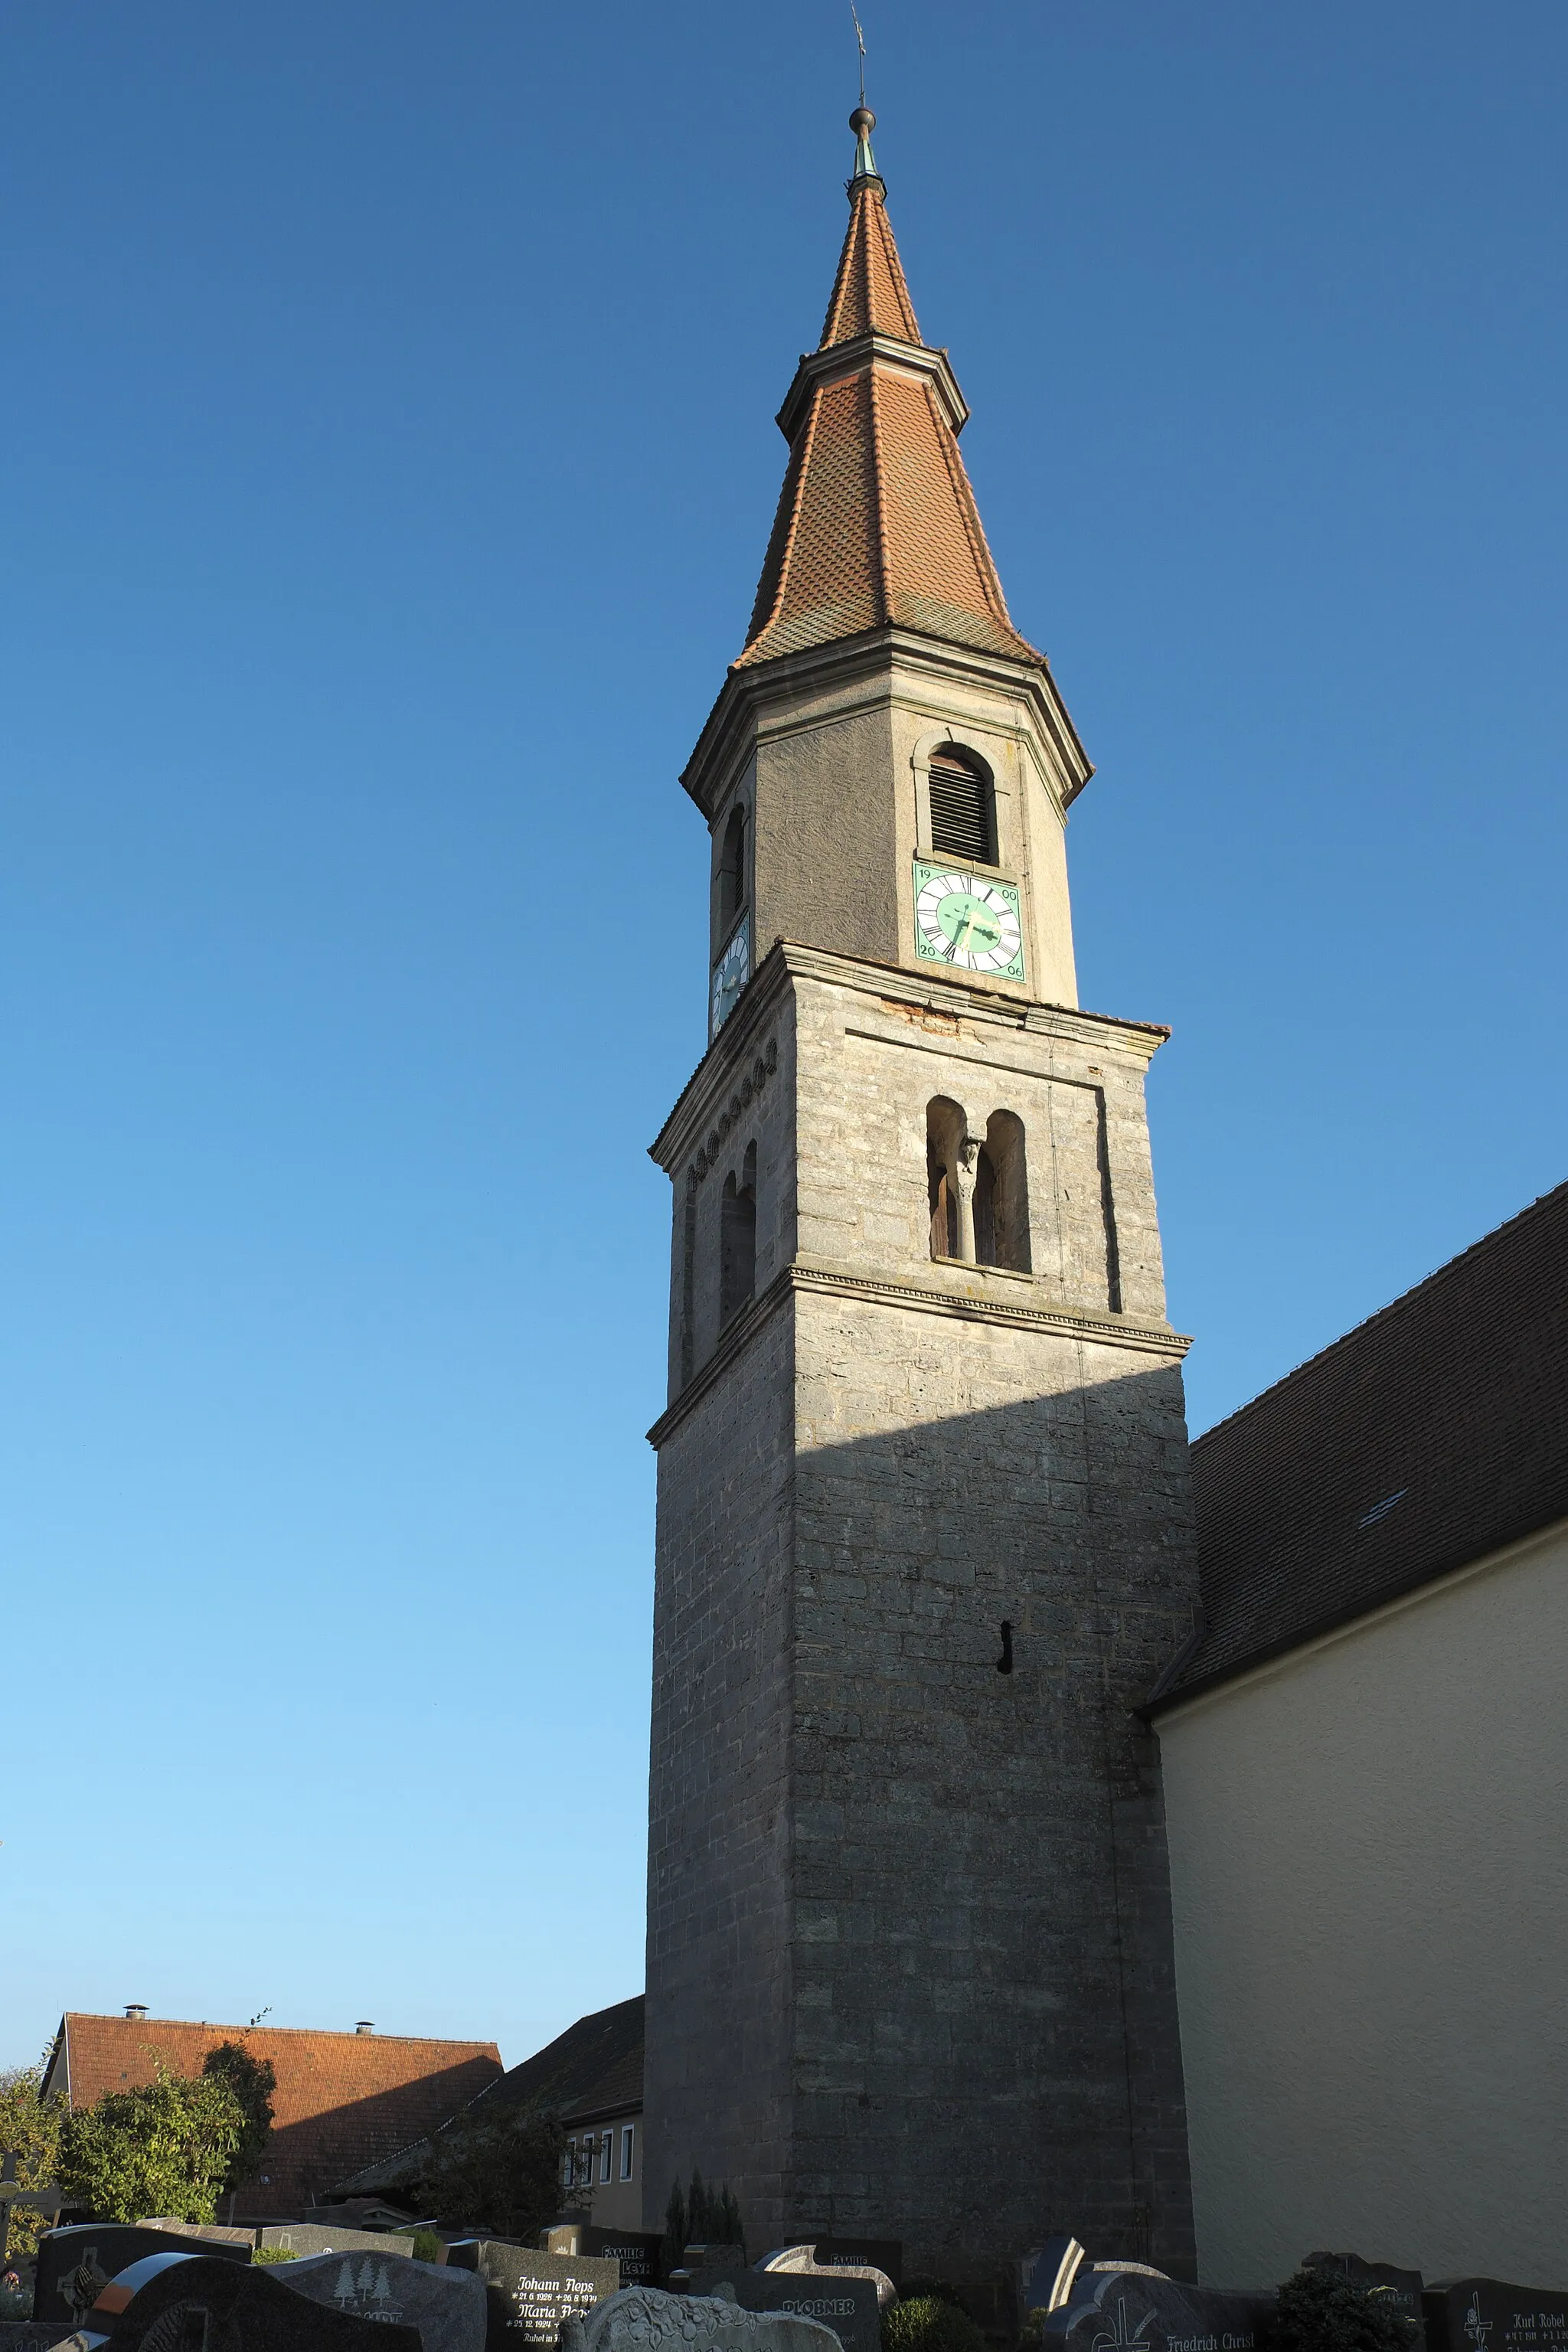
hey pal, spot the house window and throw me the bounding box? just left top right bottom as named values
left=599, top=2131, right=612, bottom=2185
left=561, top=2145, right=575, bottom=2189
left=620, top=2125, right=635, bottom=2181
left=927, top=746, right=995, bottom=865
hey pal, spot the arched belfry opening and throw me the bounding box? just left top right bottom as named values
left=928, top=745, right=995, bottom=866
left=716, top=801, right=748, bottom=936
left=720, top=1142, right=757, bottom=1325
left=928, top=1099, right=1030, bottom=1271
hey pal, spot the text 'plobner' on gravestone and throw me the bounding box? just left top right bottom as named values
left=1044, top=2269, right=1276, bottom=2352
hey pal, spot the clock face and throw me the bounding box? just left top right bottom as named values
left=913, top=861, right=1024, bottom=978
left=710, top=915, right=751, bottom=1037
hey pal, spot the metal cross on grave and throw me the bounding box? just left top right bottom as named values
left=0, top=2148, right=64, bottom=2268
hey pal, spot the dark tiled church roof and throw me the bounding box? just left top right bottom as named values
left=1151, top=1180, right=1568, bottom=1709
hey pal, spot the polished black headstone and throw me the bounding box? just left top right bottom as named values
left=34, top=2227, right=251, bottom=2324
left=1044, top=2268, right=1273, bottom=2352
left=811, top=2248, right=902, bottom=2295
left=276, top=2252, right=486, bottom=2352
left=81, top=2251, right=424, bottom=2352
left=688, top=2269, right=880, bottom=2352
left=1426, top=2280, right=1568, bottom=2352
left=446, top=2243, right=619, bottom=2352
left=1306, top=2254, right=1424, bottom=2323
left=0, top=2325, right=78, bottom=2352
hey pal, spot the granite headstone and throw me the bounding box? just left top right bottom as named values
left=74, top=2251, right=424, bottom=2352
left=562, top=2287, right=841, bottom=2352
left=1305, top=2256, right=1423, bottom=2325
left=260, top=2226, right=416, bottom=2260
left=808, top=2249, right=903, bottom=2296
left=688, top=2266, right=880, bottom=2352
left=1044, top=2266, right=1274, bottom=2352
left=0, top=2326, right=77, bottom=2352
left=1019, top=2241, right=1087, bottom=2320
left=34, top=2228, right=251, bottom=2324
left=1426, top=2279, right=1568, bottom=2352
left=575, top=2238, right=662, bottom=2292
left=446, top=2243, right=619, bottom=2352
left=757, top=2252, right=895, bottom=2311
left=276, top=2250, right=486, bottom=2352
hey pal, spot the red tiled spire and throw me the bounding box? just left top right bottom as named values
left=737, top=113, right=1040, bottom=673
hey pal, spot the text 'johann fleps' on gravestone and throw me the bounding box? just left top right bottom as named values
left=446, top=2243, right=619, bottom=2352
left=1044, top=2268, right=1276, bottom=2352
left=276, top=2251, right=487, bottom=2352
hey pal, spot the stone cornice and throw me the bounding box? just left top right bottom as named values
left=649, top=939, right=1171, bottom=1175
left=775, top=332, right=970, bottom=443
left=679, top=626, right=1092, bottom=822
left=646, top=1253, right=1191, bottom=1450
left=778, top=939, right=1171, bottom=1062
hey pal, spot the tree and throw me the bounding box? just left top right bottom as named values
left=57, top=2066, right=246, bottom=2225
left=200, top=2042, right=276, bottom=2198
left=1273, top=2268, right=1420, bottom=2352
left=422, top=2106, right=567, bottom=2242
left=0, top=2061, right=64, bottom=2266
left=661, top=2168, right=745, bottom=2270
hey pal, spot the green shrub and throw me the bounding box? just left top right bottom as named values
left=253, top=2247, right=297, bottom=2265
left=882, top=2295, right=988, bottom=2352
left=412, top=2231, right=443, bottom=2265
left=1273, top=2268, right=1419, bottom=2352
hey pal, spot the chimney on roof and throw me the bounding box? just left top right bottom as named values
left=354, top=2020, right=374, bottom=2035
left=124, top=2004, right=149, bottom=2020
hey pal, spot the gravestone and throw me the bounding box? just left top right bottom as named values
left=561, top=2288, right=841, bottom=2352
left=757, top=2252, right=895, bottom=2311
left=1019, top=2242, right=1088, bottom=2321
left=34, top=2226, right=251, bottom=2324
left=276, top=2250, right=486, bottom=2352
left=260, top=2225, right=416, bottom=2260
left=1043, top=2267, right=1274, bottom=2352
left=688, top=2266, right=880, bottom=2352
left=0, top=2327, right=78, bottom=2352
left=446, top=2243, right=619, bottom=2351
left=74, top=2250, right=423, bottom=2352
left=576, top=2236, right=662, bottom=2292
left=1426, top=2280, right=1568, bottom=2352
left=1305, top=2256, right=1423, bottom=2324
left=808, top=2248, right=903, bottom=2295
left=136, top=2223, right=255, bottom=2249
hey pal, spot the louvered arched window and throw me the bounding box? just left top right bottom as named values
left=928, top=746, right=995, bottom=865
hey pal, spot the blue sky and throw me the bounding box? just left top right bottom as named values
left=3, top=1, right=1564, bottom=2074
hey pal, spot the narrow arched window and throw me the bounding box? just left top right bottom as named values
left=926, top=1097, right=965, bottom=1260
left=717, top=802, right=748, bottom=936
left=927, top=747, right=995, bottom=865
left=720, top=1142, right=757, bottom=1325
left=980, top=1109, right=1031, bottom=1272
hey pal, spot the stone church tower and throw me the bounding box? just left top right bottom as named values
left=645, top=111, right=1199, bottom=2284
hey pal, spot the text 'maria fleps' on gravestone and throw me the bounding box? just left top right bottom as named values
left=66, top=2251, right=424, bottom=2352
left=1044, top=2268, right=1275, bottom=2352
left=446, top=2243, right=619, bottom=2352
left=688, top=2265, right=881, bottom=2352
left=1305, top=2254, right=1424, bottom=2323
left=34, top=2226, right=252, bottom=2324
left=275, top=2251, right=487, bottom=2352
left=1427, top=2280, right=1568, bottom=2352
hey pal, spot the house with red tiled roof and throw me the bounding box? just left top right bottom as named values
left=43, top=2011, right=502, bottom=2219
left=1149, top=1181, right=1568, bottom=2291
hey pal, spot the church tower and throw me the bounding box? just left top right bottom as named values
left=645, top=110, right=1199, bottom=2286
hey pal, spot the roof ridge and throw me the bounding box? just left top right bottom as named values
left=64, top=2012, right=498, bottom=2049
left=1191, top=1178, right=1568, bottom=1453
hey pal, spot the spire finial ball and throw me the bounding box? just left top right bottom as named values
left=850, top=106, right=875, bottom=137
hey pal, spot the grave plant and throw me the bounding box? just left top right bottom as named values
left=1272, top=2266, right=1421, bottom=2352
left=882, top=2293, right=988, bottom=2352
left=661, top=2168, right=746, bottom=2272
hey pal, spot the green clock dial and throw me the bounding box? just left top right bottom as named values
left=913, top=861, right=1024, bottom=978
left=710, top=914, right=751, bottom=1037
